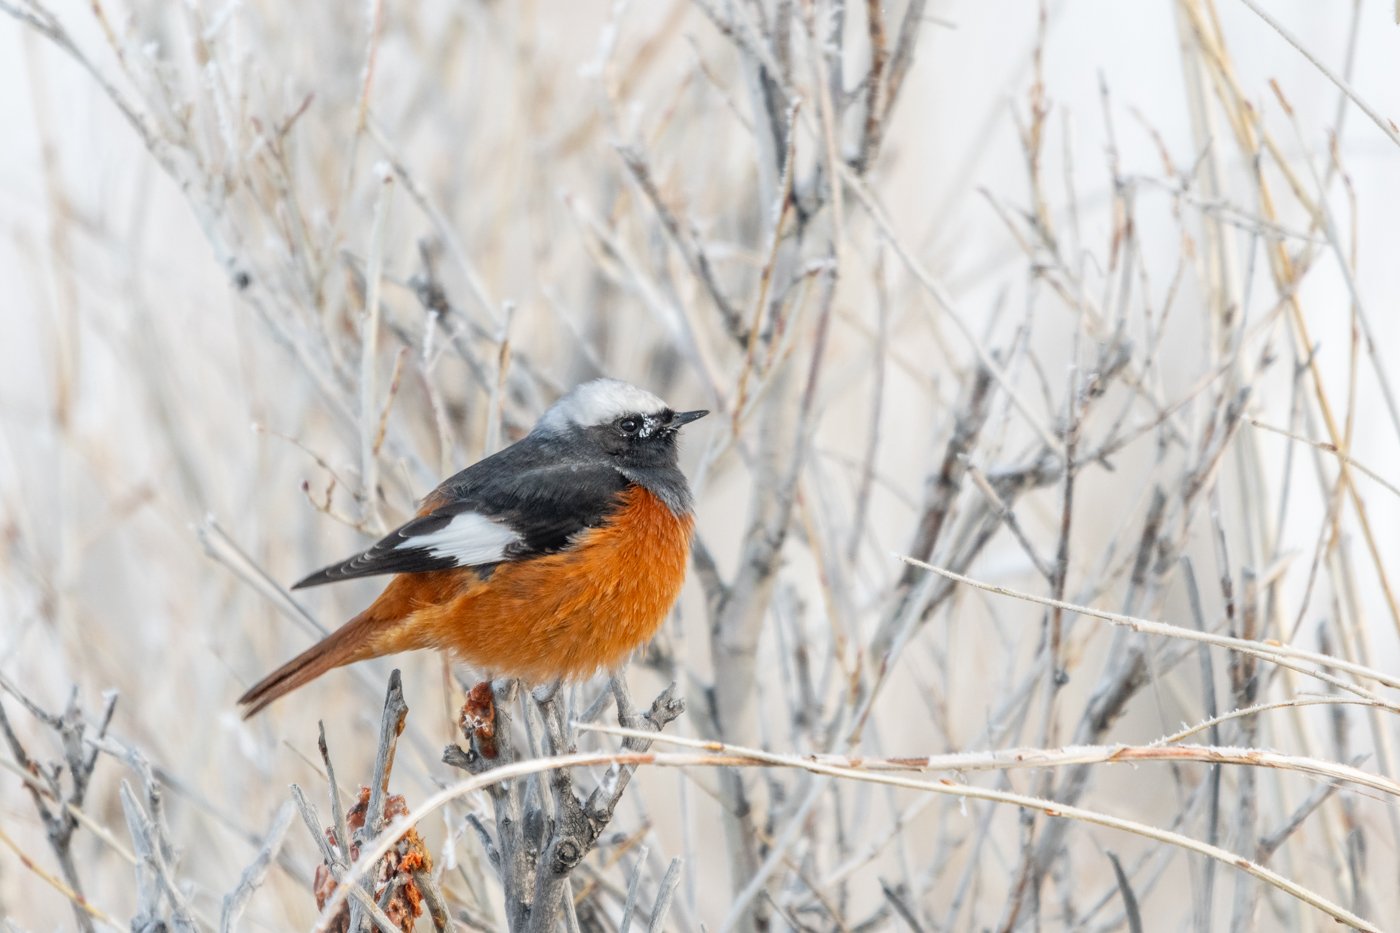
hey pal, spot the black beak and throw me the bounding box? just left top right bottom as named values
left=671, top=409, right=708, bottom=429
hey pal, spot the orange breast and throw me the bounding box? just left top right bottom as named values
left=370, top=486, right=694, bottom=681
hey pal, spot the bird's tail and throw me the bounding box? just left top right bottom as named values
left=238, top=610, right=384, bottom=718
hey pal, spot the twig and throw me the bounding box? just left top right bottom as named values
left=357, top=164, right=395, bottom=533
left=1232, top=0, right=1400, bottom=150
left=364, top=671, right=410, bottom=841
left=0, top=684, right=115, bottom=933
left=0, top=822, right=122, bottom=930
left=617, top=844, right=648, bottom=933
left=895, top=555, right=1400, bottom=694
left=1248, top=418, right=1400, bottom=502
left=1105, top=852, right=1143, bottom=933
left=290, top=784, right=401, bottom=933
left=220, top=803, right=295, bottom=933
left=648, top=858, right=683, bottom=933
left=441, top=678, right=683, bottom=932
left=321, top=741, right=1384, bottom=931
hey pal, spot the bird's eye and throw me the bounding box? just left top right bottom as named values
left=618, top=416, right=642, bottom=435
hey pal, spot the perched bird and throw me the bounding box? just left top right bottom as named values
left=239, top=379, right=707, bottom=716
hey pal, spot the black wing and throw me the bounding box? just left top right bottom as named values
left=292, top=444, right=628, bottom=589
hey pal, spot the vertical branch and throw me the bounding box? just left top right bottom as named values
left=220, top=803, right=295, bottom=933
left=364, top=670, right=410, bottom=841
left=303, top=671, right=445, bottom=933
left=1001, top=348, right=1083, bottom=930
left=349, top=670, right=411, bottom=933
left=358, top=165, right=395, bottom=533
left=880, top=0, right=930, bottom=127
left=1182, top=557, right=1222, bottom=931
left=707, top=268, right=836, bottom=929
left=852, top=0, right=887, bottom=172
left=0, top=681, right=116, bottom=933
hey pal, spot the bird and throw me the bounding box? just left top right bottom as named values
left=238, top=378, right=707, bottom=717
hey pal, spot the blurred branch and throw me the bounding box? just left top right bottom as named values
left=0, top=678, right=115, bottom=933
left=1233, top=0, right=1400, bottom=150
left=356, top=167, right=396, bottom=534
left=120, top=780, right=198, bottom=932
left=0, top=822, right=121, bottom=930
left=896, top=558, right=1400, bottom=697
left=220, top=803, right=295, bottom=933
left=616, top=144, right=745, bottom=345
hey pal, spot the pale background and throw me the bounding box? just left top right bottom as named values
left=2, top=1, right=1399, bottom=930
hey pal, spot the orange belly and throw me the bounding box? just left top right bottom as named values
left=365, top=486, right=694, bottom=681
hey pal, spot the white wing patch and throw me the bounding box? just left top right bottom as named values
left=399, top=511, right=521, bottom=566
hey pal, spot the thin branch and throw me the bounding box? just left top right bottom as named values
left=321, top=742, right=1384, bottom=931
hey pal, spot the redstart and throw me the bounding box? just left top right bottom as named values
left=239, top=379, right=707, bottom=716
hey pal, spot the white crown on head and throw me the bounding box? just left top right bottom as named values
left=537, top=379, right=669, bottom=432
